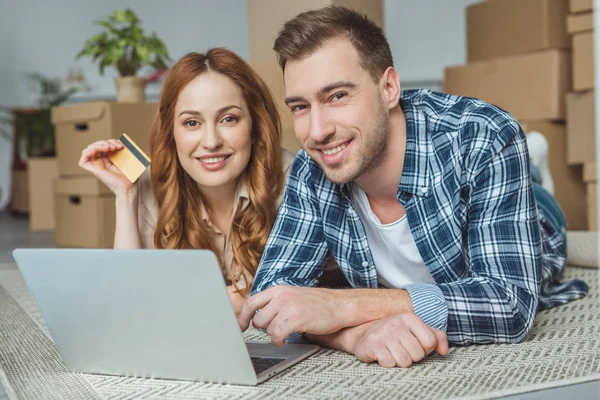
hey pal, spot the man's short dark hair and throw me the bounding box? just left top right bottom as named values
left=273, top=6, right=393, bottom=83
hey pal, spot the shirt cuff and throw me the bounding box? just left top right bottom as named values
left=402, top=283, right=448, bottom=331
left=286, top=332, right=309, bottom=344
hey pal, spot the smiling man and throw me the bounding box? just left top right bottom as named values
left=237, top=6, right=588, bottom=368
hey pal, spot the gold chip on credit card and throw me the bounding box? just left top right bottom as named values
left=108, top=134, right=151, bottom=183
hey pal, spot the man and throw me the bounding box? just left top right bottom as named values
left=238, top=6, right=588, bottom=368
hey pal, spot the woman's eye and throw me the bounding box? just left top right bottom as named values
left=185, top=120, right=199, bottom=128
left=222, top=116, right=237, bottom=123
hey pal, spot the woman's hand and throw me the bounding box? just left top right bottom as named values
left=227, top=285, right=247, bottom=316
left=79, top=139, right=135, bottom=196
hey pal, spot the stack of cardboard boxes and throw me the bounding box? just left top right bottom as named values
left=50, top=102, right=157, bottom=248
left=566, top=0, right=596, bottom=230
left=444, top=0, right=588, bottom=230
left=247, top=0, right=383, bottom=154
left=28, top=157, right=58, bottom=231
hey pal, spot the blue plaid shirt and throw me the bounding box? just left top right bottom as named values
left=252, top=89, right=589, bottom=345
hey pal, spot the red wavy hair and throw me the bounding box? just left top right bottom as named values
left=149, top=49, right=284, bottom=295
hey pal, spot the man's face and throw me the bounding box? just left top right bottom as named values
left=284, top=37, right=389, bottom=184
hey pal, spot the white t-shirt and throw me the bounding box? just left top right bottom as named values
left=350, top=183, right=435, bottom=288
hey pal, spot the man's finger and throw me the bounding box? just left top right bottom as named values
left=407, top=315, right=439, bottom=355
left=396, top=329, right=425, bottom=362
left=237, top=289, right=274, bottom=331
left=265, top=314, right=290, bottom=347
left=432, top=329, right=449, bottom=356
left=386, top=341, right=413, bottom=368
left=375, top=348, right=396, bottom=368
left=251, top=303, right=279, bottom=330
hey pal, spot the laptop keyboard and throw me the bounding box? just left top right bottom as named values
left=251, top=357, right=286, bottom=374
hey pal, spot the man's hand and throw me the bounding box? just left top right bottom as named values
left=238, top=286, right=346, bottom=346
left=352, top=313, right=448, bottom=368
left=239, top=285, right=414, bottom=346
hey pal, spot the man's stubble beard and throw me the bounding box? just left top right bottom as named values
left=308, top=97, right=390, bottom=185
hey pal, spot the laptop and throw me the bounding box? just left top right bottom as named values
left=12, top=248, right=319, bottom=385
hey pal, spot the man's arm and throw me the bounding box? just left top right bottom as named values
left=306, top=313, right=449, bottom=368
left=250, top=152, right=330, bottom=295
left=435, top=120, right=542, bottom=344
left=238, top=285, right=414, bottom=346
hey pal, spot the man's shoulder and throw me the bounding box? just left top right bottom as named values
left=404, top=89, right=523, bottom=161
left=403, top=89, right=521, bottom=136
left=287, top=149, right=335, bottom=191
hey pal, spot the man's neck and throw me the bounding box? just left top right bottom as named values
left=354, top=105, right=407, bottom=204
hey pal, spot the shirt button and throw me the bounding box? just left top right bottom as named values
left=362, top=261, right=369, bottom=267
left=421, top=187, right=428, bottom=193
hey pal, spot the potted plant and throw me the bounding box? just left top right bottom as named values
left=77, top=8, right=170, bottom=103
left=0, top=72, right=88, bottom=166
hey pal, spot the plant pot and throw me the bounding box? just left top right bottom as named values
left=115, top=76, right=147, bottom=103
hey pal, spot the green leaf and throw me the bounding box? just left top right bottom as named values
left=79, top=8, right=170, bottom=76
left=107, top=46, right=124, bottom=64
left=132, top=26, right=143, bottom=42
left=95, top=20, right=121, bottom=36
left=135, top=44, right=150, bottom=62
left=89, top=32, right=108, bottom=44
left=124, top=9, right=140, bottom=25
left=99, top=56, right=112, bottom=75
left=112, top=9, right=128, bottom=23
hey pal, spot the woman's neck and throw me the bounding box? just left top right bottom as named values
left=199, top=179, right=240, bottom=235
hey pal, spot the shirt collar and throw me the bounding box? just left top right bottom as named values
left=398, top=93, right=433, bottom=198
left=337, top=92, right=433, bottom=199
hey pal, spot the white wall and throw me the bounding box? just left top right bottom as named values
left=0, top=0, right=479, bottom=209
left=385, top=0, right=480, bottom=89
left=0, top=0, right=249, bottom=208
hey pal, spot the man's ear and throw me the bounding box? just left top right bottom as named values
left=380, top=67, right=401, bottom=110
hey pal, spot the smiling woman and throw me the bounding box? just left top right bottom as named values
left=78, top=49, right=295, bottom=313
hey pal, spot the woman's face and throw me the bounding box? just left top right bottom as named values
left=173, top=71, right=252, bottom=192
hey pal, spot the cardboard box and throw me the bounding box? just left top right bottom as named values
left=52, top=102, right=157, bottom=177
left=9, top=169, right=28, bottom=214
left=573, top=32, right=595, bottom=91
left=248, top=0, right=383, bottom=153
left=567, top=12, right=593, bottom=34
left=587, top=183, right=597, bottom=230
left=467, top=0, right=569, bottom=62
left=28, top=158, right=58, bottom=231
left=249, top=0, right=383, bottom=62
left=566, top=91, right=595, bottom=164
left=444, top=50, right=571, bottom=121
left=570, top=0, right=593, bottom=13
left=583, top=162, right=597, bottom=182
left=55, top=177, right=115, bottom=248
left=521, top=121, right=587, bottom=230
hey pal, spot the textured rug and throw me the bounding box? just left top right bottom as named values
left=0, top=266, right=598, bottom=400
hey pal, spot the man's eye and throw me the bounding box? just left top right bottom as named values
left=332, top=93, right=346, bottom=102
left=291, top=105, right=307, bottom=113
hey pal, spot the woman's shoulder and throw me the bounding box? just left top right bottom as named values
left=139, top=166, right=153, bottom=193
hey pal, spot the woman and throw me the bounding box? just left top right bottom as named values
left=79, top=49, right=295, bottom=314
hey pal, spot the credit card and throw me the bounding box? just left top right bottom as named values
left=108, top=133, right=151, bottom=183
